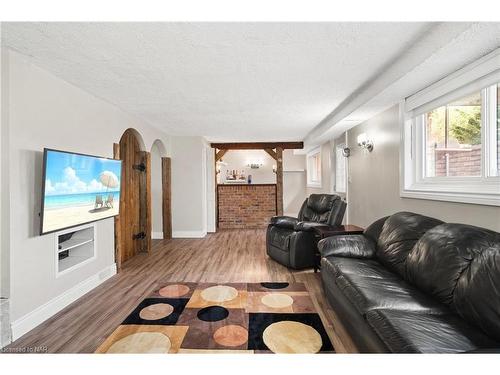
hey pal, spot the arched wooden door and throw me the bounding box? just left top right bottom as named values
left=114, top=129, right=151, bottom=268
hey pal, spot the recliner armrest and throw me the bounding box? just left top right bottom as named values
left=269, top=216, right=299, bottom=229
left=318, top=234, right=376, bottom=259
left=294, top=221, right=330, bottom=232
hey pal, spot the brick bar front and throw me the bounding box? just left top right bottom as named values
left=217, top=184, right=277, bottom=229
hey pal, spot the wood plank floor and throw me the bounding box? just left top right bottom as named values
left=7, top=229, right=358, bottom=353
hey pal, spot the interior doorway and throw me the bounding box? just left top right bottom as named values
left=114, top=128, right=152, bottom=269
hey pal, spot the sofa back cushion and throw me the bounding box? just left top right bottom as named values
left=406, top=223, right=500, bottom=341
left=376, top=212, right=443, bottom=277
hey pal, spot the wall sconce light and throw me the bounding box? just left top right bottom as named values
left=272, top=165, right=277, bottom=174
left=342, top=147, right=351, bottom=157
left=357, top=133, right=373, bottom=152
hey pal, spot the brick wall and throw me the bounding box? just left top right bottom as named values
left=434, top=145, right=482, bottom=177
left=218, top=184, right=277, bottom=229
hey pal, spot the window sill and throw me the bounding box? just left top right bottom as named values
left=400, top=188, right=500, bottom=206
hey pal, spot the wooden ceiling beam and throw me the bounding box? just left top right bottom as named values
left=210, top=142, right=303, bottom=150
left=264, top=148, right=278, bottom=160
left=215, top=149, right=228, bottom=162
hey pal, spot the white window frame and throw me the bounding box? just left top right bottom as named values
left=306, top=146, right=322, bottom=188
left=334, top=143, right=347, bottom=194
left=400, top=48, right=500, bottom=207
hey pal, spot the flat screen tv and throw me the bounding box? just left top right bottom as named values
left=40, top=148, right=122, bottom=235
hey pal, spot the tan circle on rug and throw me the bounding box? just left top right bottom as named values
left=263, top=321, right=322, bottom=354
left=261, top=293, right=294, bottom=308
left=139, top=303, right=174, bottom=320
left=213, top=325, right=248, bottom=347
left=107, top=332, right=171, bottom=353
left=200, top=285, right=238, bottom=303
left=159, top=284, right=190, bottom=298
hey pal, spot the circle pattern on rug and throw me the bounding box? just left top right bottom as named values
left=261, top=293, right=294, bottom=309
left=139, top=303, right=174, bottom=320
left=200, top=285, right=238, bottom=303
left=263, top=321, right=322, bottom=353
left=197, top=306, right=230, bottom=322
left=158, top=284, right=190, bottom=298
left=213, top=325, right=248, bottom=347
left=260, top=282, right=289, bottom=289
left=107, top=332, right=171, bottom=353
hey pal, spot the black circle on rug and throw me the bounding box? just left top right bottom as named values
left=197, top=306, right=229, bottom=322
left=261, top=282, right=289, bottom=289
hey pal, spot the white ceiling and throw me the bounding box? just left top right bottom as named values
left=2, top=22, right=434, bottom=141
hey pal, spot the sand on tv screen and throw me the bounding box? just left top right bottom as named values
left=41, top=149, right=122, bottom=234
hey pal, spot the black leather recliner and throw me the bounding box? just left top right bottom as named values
left=266, top=194, right=346, bottom=269
left=319, top=211, right=500, bottom=353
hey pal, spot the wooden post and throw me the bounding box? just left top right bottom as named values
left=276, top=147, right=283, bottom=216
left=162, top=157, right=172, bottom=239
left=113, top=143, right=122, bottom=272
left=139, top=151, right=152, bottom=254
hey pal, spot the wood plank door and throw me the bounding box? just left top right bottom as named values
left=118, top=129, right=142, bottom=263
left=162, top=157, right=172, bottom=239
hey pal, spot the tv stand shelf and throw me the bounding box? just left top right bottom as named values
left=55, top=223, right=96, bottom=276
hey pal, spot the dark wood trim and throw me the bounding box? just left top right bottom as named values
left=113, top=143, right=122, bottom=272
left=215, top=149, right=228, bottom=162
left=139, top=151, right=152, bottom=254
left=210, top=142, right=303, bottom=150
left=275, top=147, right=283, bottom=216
left=161, top=157, right=172, bottom=240
left=264, top=148, right=278, bottom=160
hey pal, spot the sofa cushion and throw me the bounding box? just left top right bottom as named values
left=366, top=309, right=498, bottom=353
left=406, top=223, right=500, bottom=341
left=267, top=226, right=294, bottom=251
left=377, top=212, right=443, bottom=278
left=322, top=256, right=398, bottom=280
left=336, top=272, right=447, bottom=315
left=318, top=235, right=376, bottom=259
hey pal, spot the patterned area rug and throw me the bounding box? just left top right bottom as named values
left=96, top=282, right=334, bottom=354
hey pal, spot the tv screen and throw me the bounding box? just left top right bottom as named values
left=40, top=148, right=122, bottom=235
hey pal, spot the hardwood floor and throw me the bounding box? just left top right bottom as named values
left=7, top=229, right=358, bottom=353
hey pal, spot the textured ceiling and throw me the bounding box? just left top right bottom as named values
left=2, top=22, right=433, bottom=141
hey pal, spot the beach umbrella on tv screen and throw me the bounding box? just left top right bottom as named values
left=100, top=171, right=119, bottom=191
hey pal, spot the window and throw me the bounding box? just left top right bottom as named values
left=307, top=147, right=322, bottom=188
left=402, top=81, right=500, bottom=206
left=335, top=144, right=347, bottom=193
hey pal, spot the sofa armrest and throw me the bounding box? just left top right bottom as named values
left=269, top=216, right=299, bottom=229
left=294, top=221, right=330, bottom=232
left=318, top=234, right=376, bottom=259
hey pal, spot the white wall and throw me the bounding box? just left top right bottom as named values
left=150, top=141, right=163, bottom=239
left=2, top=49, right=171, bottom=340
left=347, top=105, right=500, bottom=231
left=171, top=136, right=208, bottom=238
left=283, top=150, right=306, bottom=217
left=218, top=150, right=276, bottom=184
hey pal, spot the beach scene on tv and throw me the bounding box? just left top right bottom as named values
left=42, top=150, right=122, bottom=234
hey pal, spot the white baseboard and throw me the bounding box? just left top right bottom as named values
left=151, top=231, right=164, bottom=239
left=172, top=230, right=207, bottom=238
left=11, top=263, right=117, bottom=341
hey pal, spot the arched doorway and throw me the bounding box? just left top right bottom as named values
left=150, top=139, right=171, bottom=240
left=114, top=128, right=151, bottom=269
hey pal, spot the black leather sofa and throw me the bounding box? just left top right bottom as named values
left=319, top=211, right=500, bottom=353
left=266, top=194, right=346, bottom=269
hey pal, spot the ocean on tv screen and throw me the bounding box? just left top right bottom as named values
left=42, top=149, right=122, bottom=233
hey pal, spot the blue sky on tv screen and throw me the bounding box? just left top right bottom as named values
left=44, top=150, right=122, bottom=196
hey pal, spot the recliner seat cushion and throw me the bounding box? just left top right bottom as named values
left=336, top=272, right=447, bottom=315
left=377, top=212, right=443, bottom=277
left=366, top=309, right=498, bottom=353
left=406, top=223, right=500, bottom=341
